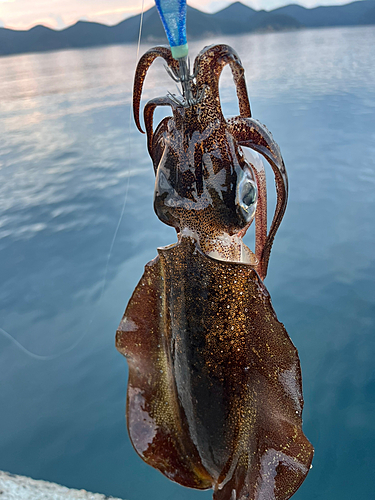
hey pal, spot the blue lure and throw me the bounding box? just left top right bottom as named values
left=154, top=0, right=188, bottom=59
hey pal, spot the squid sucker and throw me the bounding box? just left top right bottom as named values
left=116, top=44, right=313, bottom=500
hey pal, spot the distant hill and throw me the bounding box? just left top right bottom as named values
left=0, top=0, right=374, bottom=57
left=273, top=0, right=375, bottom=26
left=210, top=3, right=302, bottom=34
left=358, top=4, right=375, bottom=22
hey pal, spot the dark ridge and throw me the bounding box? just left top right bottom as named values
left=246, top=11, right=302, bottom=31
left=273, top=0, right=375, bottom=27
left=358, top=4, right=375, bottom=23
left=212, top=1, right=257, bottom=21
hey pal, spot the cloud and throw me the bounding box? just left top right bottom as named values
left=188, top=0, right=231, bottom=13
left=189, top=0, right=354, bottom=12
left=0, top=0, right=152, bottom=29
left=50, top=13, right=66, bottom=29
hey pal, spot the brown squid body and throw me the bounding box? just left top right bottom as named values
left=116, top=44, right=313, bottom=500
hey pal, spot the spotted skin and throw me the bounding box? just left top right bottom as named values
left=116, top=44, right=313, bottom=500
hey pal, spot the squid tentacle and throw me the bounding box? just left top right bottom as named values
left=143, top=96, right=177, bottom=159
left=242, top=149, right=268, bottom=279
left=194, top=44, right=251, bottom=118
left=228, top=116, right=288, bottom=279
left=147, top=117, right=170, bottom=174
left=133, top=46, right=179, bottom=133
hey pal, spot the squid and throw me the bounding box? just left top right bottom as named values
left=116, top=44, right=313, bottom=500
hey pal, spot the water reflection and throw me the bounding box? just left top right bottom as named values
left=0, top=26, right=374, bottom=500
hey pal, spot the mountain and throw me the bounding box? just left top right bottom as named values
left=245, top=10, right=302, bottom=31
left=212, top=2, right=256, bottom=22
left=358, top=4, right=375, bottom=22
left=273, top=0, right=375, bottom=27
left=0, top=1, right=374, bottom=57
left=211, top=3, right=301, bottom=34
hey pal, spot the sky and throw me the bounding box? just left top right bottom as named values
left=0, top=0, right=355, bottom=30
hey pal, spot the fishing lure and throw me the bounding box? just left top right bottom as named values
left=116, top=44, right=313, bottom=500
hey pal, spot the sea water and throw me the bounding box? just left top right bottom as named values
left=0, top=26, right=374, bottom=500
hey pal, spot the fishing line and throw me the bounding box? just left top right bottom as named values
left=103, top=0, right=145, bottom=290
left=101, top=0, right=145, bottom=308
left=0, top=1, right=146, bottom=361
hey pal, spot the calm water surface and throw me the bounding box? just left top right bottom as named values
left=0, top=26, right=374, bottom=500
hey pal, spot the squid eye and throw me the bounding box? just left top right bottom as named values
left=236, top=168, right=257, bottom=223
left=241, top=182, right=257, bottom=208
